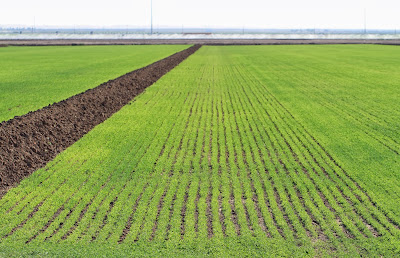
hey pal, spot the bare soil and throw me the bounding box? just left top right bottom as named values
left=0, top=44, right=201, bottom=199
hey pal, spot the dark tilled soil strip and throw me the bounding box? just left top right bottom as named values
left=0, top=45, right=201, bottom=199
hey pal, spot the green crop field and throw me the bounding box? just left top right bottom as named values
left=0, top=45, right=187, bottom=122
left=0, top=45, right=400, bottom=256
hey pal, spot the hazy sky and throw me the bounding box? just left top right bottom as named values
left=1, top=0, right=399, bottom=30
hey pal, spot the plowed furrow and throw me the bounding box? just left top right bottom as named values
left=164, top=192, right=177, bottom=240
left=261, top=85, right=400, bottom=231
left=118, top=185, right=147, bottom=243
left=45, top=198, right=83, bottom=241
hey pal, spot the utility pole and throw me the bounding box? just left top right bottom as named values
left=150, top=0, right=153, bottom=34
left=32, top=16, right=35, bottom=33
left=364, top=8, right=367, bottom=34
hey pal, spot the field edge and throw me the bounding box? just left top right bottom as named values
left=1, top=237, right=400, bottom=257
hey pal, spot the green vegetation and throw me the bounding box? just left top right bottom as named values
left=0, top=45, right=399, bottom=256
left=0, top=45, right=187, bottom=122
left=231, top=45, right=400, bottom=215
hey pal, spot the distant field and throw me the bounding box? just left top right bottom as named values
left=0, top=45, right=399, bottom=256
left=0, top=45, right=187, bottom=122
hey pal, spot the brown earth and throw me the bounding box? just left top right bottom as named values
left=0, top=44, right=201, bottom=199
left=1, top=39, right=400, bottom=46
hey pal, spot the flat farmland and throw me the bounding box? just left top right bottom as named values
left=0, top=45, right=399, bottom=256
left=0, top=45, right=187, bottom=122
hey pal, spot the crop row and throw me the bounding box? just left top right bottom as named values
left=269, top=57, right=399, bottom=155
left=238, top=45, right=400, bottom=211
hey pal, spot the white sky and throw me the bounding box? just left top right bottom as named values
left=0, top=0, right=399, bottom=30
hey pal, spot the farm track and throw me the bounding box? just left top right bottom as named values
left=2, top=39, right=400, bottom=46
left=0, top=46, right=399, bottom=251
left=0, top=44, right=201, bottom=198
